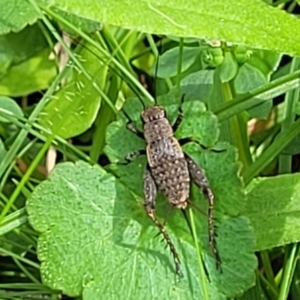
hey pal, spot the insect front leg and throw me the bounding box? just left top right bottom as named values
left=143, top=168, right=182, bottom=277
left=122, top=149, right=146, bottom=164
left=185, top=154, right=222, bottom=270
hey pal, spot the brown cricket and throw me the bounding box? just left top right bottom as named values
left=125, top=99, right=221, bottom=276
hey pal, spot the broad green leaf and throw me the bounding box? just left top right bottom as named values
left=27, top=161, right=223, bottom=299
left=0, top=23, right=49, bottom=77
left=234, top=63, right=271, bottom=119
left=0, top=48, right=56, bottom=97
left=155, top=46, right=199, bottom=78
left=0, top=96, right=23, bottom=123
left=47, top=0, right=300, bottom=56
left=104, top=96, right=257, bottom=297
left=39, top=43, right=107, bottom=138
left=244, top=173, right=300, bottom=251
left=218, top=51, right=238, bottom=83
left=0, top=0, right=39, bottom=35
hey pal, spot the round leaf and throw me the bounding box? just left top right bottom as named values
left=27, top=161, right=223, bottom=299
left=104, top=95, right=257, bottom=297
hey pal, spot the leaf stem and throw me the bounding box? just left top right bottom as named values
left=189, top=209, right=210, bottom=300
left=215, top=69, right=300, bottom=121
left=260, top=250, right=277, bottom=290
left=278, top=244, right=300, bottom=300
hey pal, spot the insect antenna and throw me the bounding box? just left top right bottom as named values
left=153, top=46, right=160, bottom=105
left=146, top=35, right=164, bottom=105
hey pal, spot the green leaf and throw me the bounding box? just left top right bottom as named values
left=180, top=70, right=215, bottom=102
left=234, top=63, right=271, bottom=119
left=295, top=101, right=300, bottom=116
left=0, top=23, right=49, bottom=77
left=0, top=48, right=56, bottom=97
left=175, top=101, right=220, bottom=148
left=104, top=96, right=257, bottom=297
left=244, top=173, right=300, bottom=251
left=282, top=135, right=300, bottom=155
left=155, top=46, right=199, bottom=78
left=47, top=0, right=300, bottom=56
left=0, top=96, right=23, bottom=123
left=246, top=49, right=281, bottom=78
left=218, top=51, right=238, bottom=83
left=0, top=210, right=30, bottom=255
left=0, top=138, right=6, bottom=160
left=54, top=7, right=101, bottom=35
left=27, top=161, right=223, bottom=299
left=237, top=276, right=268, bottom=300
left=39, top=43, right=107, bottom=138
left=0, top=0, right=39, bottom=35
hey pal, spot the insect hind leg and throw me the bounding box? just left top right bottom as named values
left=185, top=154, right=222, bottom=271
left=144, top=168, right=183, bottom=277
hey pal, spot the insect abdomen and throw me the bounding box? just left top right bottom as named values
left=147, top=137, right=190, bottom=208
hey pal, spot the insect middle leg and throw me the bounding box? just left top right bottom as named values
left=185, top=153, right=222, bottom=270
left=143, top=168, right=182, bottom=277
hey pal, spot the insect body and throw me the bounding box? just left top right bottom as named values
left=126, top=102, right=220, bottom=276
left=143, top=106, right=190, bottom=210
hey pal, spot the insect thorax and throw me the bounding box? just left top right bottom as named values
left=143, top=118, right=174, bottom=144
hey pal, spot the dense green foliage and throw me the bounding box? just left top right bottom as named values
left=1, top=0, right=300, bottom=299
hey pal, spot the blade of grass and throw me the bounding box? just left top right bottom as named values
left=260, top=250, right=277, bottom=291
left=277, top=57, right=300, bottom=299
left=279, top=57, right=300, bottom=173
left=0, top=208, right=27, bottom=236
left=243, top=117, right=300, bottom=185
left=28, top=0, right=118, bottom=115
left=0, top=138, right=37, bottom=196
left=0, top=138, right=52, bottom=223
left=189, top=209, right=210, bottom=300
left=0, top=61, right=67, bottom=183
left=0, top=107, right=93, bottom=163
left=12, top=258, right=40, bottom=284
left=36, top=2, right=155, bottom=103
left=257, top=270, right=278, bottom=300
left=278, top=244, right=300, bottom=300
left=0, top=247, right=40, bottom=269
left=215, top=70, right=300, bottom=122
